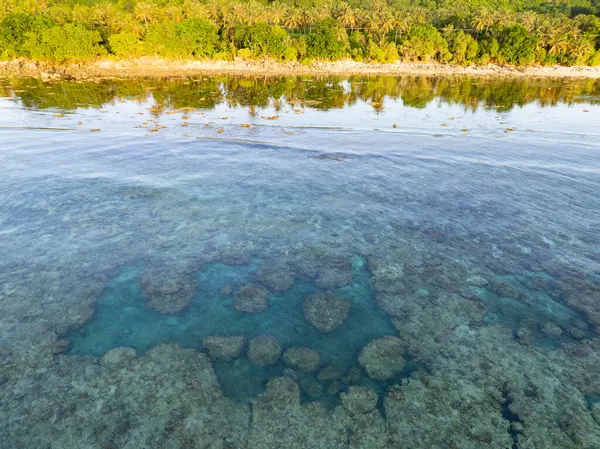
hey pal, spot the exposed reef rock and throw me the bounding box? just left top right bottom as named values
left=202, top=335, right=245, bottom=361
left=303, top=292, right=350, bottom=333
left=247, top=335, right=282, bottom=367
left=358, top=336, right=405, bottom=380
left=234, top=284, right=269, bottom=313
left=138, top=269, right=196, bottom=314
left=283, top=347, right=321, bottom=372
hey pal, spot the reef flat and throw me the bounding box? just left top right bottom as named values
left=0, top=76, right=599, bottom=448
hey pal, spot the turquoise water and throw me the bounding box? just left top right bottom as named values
left=1, top=76, right=600, bottom=448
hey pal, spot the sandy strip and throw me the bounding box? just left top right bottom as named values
left=1, top=57, right=600, bottom=80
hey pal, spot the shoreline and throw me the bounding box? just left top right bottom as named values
left=1, top=57, right=600, bottom=80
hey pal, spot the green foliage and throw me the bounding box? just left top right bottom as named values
left=0, top=0, right=598, bottom=67
left=400, top=24, right=450, bottom=62
left=176, top=19, right=219, bottom=59
left=236, top=48, right=254, bottom=59
left=445, top=28, right=479, bottom=65
left=23, top=24, right=107, bottom=61
left=109, top=33, right=145, bottom=58
left=307, top=18, right=347, bottom=60
left=144, top=19, right=218, bottom=59
left=477, top=37, right=500, bottom=64
left=234, top=23, right=287, bottom=58
left=284, top=46, right=298, bottom=61
left=589, top=50, right=600, bottom=66
left=498, top=25, right=537, bottom=65
left=0, top=13, right=55, bottom=58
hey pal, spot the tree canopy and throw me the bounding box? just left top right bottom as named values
left=0, top=0, right=599, bottom=66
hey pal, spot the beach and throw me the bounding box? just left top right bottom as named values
left=2, top=57, right=600, bottom=80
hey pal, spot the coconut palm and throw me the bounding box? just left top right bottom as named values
left=269, top=2, right=287, bottom=26
left=284, top=9, right=301, bottom=30
left=134, top=1, right=158, bottom=33
left=338, top=6, right=357, bottom=29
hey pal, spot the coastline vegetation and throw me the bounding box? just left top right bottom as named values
left=0, top=0, right=599, bottom=66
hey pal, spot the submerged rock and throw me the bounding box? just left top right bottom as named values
left=234, top=284, right=269, bottom=313
left=592, top=403, right=600, bottom=425
left=0, top=347, right=13, bottom=365
left=283, top=347, right=321, bottom=372
left=317, top=364, right=344, bottom=382
left=247, top=335, right=282, bottom=367
left=300, top=377, right=325, bottom=401
left=138, top=269, right=196, bottom=314
left=202, top=335, right=245, bottom=361
left=52, top=339, right=71, bottom=355
left=341, top=386, right=379, bottom=414
left=256, top=263, right=296, bottom=293
left=100, top=347, right=137, bottom=368
left=541, top=322, right=563, bottom=339
left=315, top=268, right=353, bottom=289
left=358, top=336, right=405, bottom=380
left=303, top=292, right=350, bottom=333
left=260, top=376, right=301, bottom=406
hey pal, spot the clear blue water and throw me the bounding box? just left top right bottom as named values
left=1, top=76, right=600, bottom=447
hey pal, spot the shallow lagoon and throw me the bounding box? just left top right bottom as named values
left=1, top=75, right=600, bottom=448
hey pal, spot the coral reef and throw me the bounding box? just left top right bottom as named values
left=282, top=347, right=321, bottom=372
left=256, top=263, right=296, bottom=293
left=234, top=284, right=269, bottom=313
left=247, top=335, right=282, bottom=367
left=303, top=292, right=350, bottom=333
left=358, top=336, right=406, bottom=380
left=340, top=386, right=378, bottom=414
left=2, top=78, right=600, bottom=449
left=202, top=335, right=245, bottom=362
left=138, top=268, right=196, bottom=314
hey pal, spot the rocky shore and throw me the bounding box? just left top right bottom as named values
left=1, top=57, right=600, bottom=80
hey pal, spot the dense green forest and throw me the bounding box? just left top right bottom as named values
left=1, top=0, right=600, bottom=66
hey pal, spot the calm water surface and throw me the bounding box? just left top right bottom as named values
left=1, top=76, right=599, bottom=448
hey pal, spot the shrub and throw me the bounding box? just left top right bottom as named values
left=176, top=19, right=219, bottom=59
left=0, top=13, right=55, bottom=58
left=306, top=18, right=347, bottom=60
left=399, top=24, right=450, bottom=62
left=108, top=33, right=145, bottom=58
left=498, top=25, right=537, bottom=66
left=234, top=23, right=287, bottom=58
left=236, top=48, right=254, bottom=59
left=477, top=37, right=500, bottom=64
left=144, top=19, right=218, bottom=59
left=283, top=46, right=298, bottom=61
left=445, top=28, right=478, bottom=65
left=349, top=31, right=367, bottom=61
left=23, top=23, right=107, bottom=61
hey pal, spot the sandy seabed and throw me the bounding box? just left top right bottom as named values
left=1, top=57, right=600, bottom=80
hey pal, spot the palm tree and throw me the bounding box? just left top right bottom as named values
left=338, top=6, right=357, bottom=30
left=134, top=2, right=158, bottom=33
left=284, top=9, right=301, bottom=30
left=473, top=8, right=494, bottom=37
left=206, top=0, right=221, bottom=22
left=520, top=12, right=537, bottom=32
left=269, top=2, right=287, bottom=26
left=164, top=5, right=185, bottom=23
